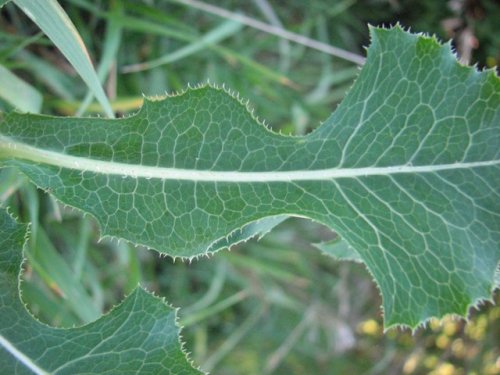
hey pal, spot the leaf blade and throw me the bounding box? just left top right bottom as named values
left=0, top=26, right=498, bottom=329
left=0, top=209, right=202, bottom=374
left=12, top=0, right=114, bottom=118
left=0, top=64, right=42, bottom=113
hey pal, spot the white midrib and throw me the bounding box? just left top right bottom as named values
left=0, top=334, right=50, bottom=375
left=1, top=137, right=498, bottom=182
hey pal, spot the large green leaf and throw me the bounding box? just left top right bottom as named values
left=0, top=210, right=201, bottom=374
left=0, top=26, right=499, bottom=329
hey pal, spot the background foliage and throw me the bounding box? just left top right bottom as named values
left=0, top=1, right=498, bottom=374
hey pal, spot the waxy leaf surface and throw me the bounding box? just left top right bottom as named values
left=0, top=26, right=499, bottom=328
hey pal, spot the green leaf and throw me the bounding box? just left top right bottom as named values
left=0, top=64, right=42, bottom=113
left=0, top=209, right=202, bottom=374
left=75, top=0, right=124, bottom=117
left=121, top=19, right=243, bottom=73
left=12, top=0, right=115, bottom=118
left=0, top=26, right=499, bottom=329
left=26, top=225, right=102, bottom=323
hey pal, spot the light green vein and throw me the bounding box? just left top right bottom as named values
left=1, top=137, right=497, bottom=182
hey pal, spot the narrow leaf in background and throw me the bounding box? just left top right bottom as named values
left=76, top=0, right=123, bottom=116
left=122, top=19, right=243, bottom=73
left=0, top=63, right=42, bottom=112
left=13, top=0, right=115, bottom=118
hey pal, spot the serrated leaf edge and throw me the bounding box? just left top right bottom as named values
left=1, top=208, right=204, bottom=374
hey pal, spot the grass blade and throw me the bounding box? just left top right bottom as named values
left=122, top=19, right=243, bottom=73
left=13, top=0, right=115, bottom=117
left=76, top=1, right=123, bottom=116
left=172, top=0, right=365, bottom=65
left=16, top=50, right=77, bottom=101
left=0, top=63, right=42, bottom=112
left=65, top=1, right=294, bottom=87
left=26, top=226, right=101, bottom=323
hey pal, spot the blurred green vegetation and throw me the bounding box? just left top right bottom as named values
left=0, top=1, right=498, bottom=374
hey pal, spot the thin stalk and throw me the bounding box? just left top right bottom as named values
left=171, top=0, right=366, bottom=65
